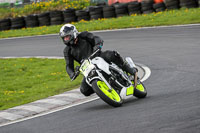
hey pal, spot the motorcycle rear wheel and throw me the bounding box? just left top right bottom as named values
left=133, top=81, right=147, bottom=98
left=92, top=79, right=123, bottom=107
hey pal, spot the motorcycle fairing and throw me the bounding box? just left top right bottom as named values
left=91, top=57, right=111, bottom=75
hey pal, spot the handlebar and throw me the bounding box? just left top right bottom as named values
left=71, top=49, right=100, bottom=81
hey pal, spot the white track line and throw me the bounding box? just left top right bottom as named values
left=0, top=24, right=199, bottom=40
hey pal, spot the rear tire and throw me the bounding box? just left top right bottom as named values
left=92, top=80, right=123, bottom=107
left=133, top=82, right=147, bottom=98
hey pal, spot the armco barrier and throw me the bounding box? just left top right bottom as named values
left=0, top=0, right=199, bottom=31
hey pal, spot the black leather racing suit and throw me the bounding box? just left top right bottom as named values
left=64, top=31, right=125, bottom=96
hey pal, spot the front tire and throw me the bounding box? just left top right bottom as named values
left=92, top=79, right=123, bottom=107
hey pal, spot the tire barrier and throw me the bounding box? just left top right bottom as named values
left=153, top=2, right=166, bottom=12
left=114, top=3, right=129, bottom=17
left=38, top=12, right=50, bottom=26
left=128, top=1, right=142, bottom=15
left=0, top=18, right=11, bottom=31
left=25, top=14, right=39, bottom=28
left=179, top=0, right=198, bottom=8
left=75, top=10, right=90, bottom=21
left=164, top=0, right=180, bottom=10
left=63, top=8, right=77, bottom=23
left=11, top=17, right=25, bottom=29
left=103, top=6, right=116, bottom=18
left=88, top=6, right=103, bottom=20
left=141, top=0, right=155, bottom=14
left=0, top=1, right=200, bottom=31
left=50, top=11, right=64, bottom=25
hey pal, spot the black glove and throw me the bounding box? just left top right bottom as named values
left=71, top=66, right=80, bottom=81
left=93, top=44, right=103, bottom=51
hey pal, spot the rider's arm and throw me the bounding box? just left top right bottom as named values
left=79, top=31, right=104, bottom=50
left=63, top=47, right=75, bottom=79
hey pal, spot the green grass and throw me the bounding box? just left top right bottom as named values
left=0, top=58, right=82, bottom=110
left=0, top=8, right=200, bottom=39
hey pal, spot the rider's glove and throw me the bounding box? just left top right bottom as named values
left=70, top=72, right=76, bottom=80
left=94, top=43, right=103, bottom=51
left=71, top=66, right=80, bottom=81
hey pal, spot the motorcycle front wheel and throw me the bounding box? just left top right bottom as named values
left=92, top=79, right=123, bottom=107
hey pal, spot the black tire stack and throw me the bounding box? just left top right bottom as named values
left=103, top=6, right=116, bottom=18
left=37, top=12, right=50, bottom=26
left=127, top=1, right=142, bottom=15
left=164, top=0, right=180, bottom=10
left=25, top=14, right=39, bottom=28
left=63, top=8, right=77, bottom=23
left=153, top=2, right=166, bottom=12
left=179, top=0, right=198, bottom=8
left=89, top=6, right=103, bottom=20
left=0, top=18, right=11, bottom=31
left=141, top=0, right=154, bottom=14
left=11, top=17, right=25, bottom=29
left=114, top=3, right=129, bottom=17
left=75, top=10, right=90, bottom=21
left=49, top=11, right=63, bottom=25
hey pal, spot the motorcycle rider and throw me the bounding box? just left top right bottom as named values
left=59, top=24, right=138, bottom=96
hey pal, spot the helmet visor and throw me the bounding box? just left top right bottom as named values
left=60, top=26, right=74, bottom=37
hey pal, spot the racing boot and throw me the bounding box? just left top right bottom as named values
left=113, top=51, right=138, bottom=76
left=122, top=61, right=138, bottom=76
left=122, top=61, right=138, bottom=88
left=113, top=51, right=138, bottom=89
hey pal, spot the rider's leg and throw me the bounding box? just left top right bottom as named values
left=100, top=50, right=138, bottom=75
left=80, top=78, right=94, bottom=96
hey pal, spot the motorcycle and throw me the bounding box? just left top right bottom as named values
left=72, top=49, right=147, bottom=107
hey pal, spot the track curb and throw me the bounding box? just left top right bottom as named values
left=0, top=57, right=151, bottom=127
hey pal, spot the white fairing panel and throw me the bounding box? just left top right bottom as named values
left=125, top=57, right=136, bottom=68
left=120, top=87, right=133, bottom=100
left=91, top=57, right=111, bottom=75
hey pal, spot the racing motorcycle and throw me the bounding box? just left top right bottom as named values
left=72, top=49, right=147, bottom=107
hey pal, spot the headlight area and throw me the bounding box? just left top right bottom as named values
left=87, top=69, right=99, bottom=82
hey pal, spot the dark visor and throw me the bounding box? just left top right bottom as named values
left=60, top=26, right=74, bottom=37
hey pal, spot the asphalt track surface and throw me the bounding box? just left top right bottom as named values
left=0, top=25, right=200, bottom=133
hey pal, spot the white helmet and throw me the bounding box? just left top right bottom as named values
left=59, top=24, right=78, bottom=45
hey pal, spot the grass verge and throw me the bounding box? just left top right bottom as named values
left=0, top=58, right=82, bottom=110
left=0, top=8, right=200, bottom=39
